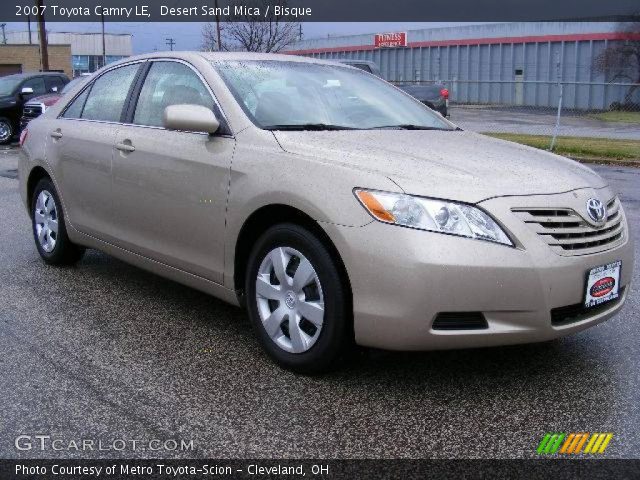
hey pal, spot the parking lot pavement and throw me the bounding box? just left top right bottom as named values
left=452, top=105, right=640, bottom=140
left=0, top=146, right=638, bottom=459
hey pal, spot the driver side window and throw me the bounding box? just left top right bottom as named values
left=133, top=61, right=215, bottom=128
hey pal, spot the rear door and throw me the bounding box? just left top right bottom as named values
left=110, top=60, right=234, bottom=283
left=46, top=62, right=142, bottom=238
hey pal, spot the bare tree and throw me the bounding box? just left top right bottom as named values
left=592, top=18, right=640, bottom=107
left=201, top=22, right=223, bottom=52
left=202, top=0, right=301, bottom=53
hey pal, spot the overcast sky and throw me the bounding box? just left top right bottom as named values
left=3, top=22, right=479, bottom=53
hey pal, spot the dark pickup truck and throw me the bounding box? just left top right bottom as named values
left=0, top=72, right=69, bottom=144
left=336, top=59, right=449, bottom=117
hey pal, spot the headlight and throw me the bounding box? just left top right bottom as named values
left=355, top=189, right=513, bottom=246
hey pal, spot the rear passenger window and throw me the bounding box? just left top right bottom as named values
left=62, top=88, right=89, bottom=119
left=133, top=61, right=214, bottom=127
left=81, top=64, right=139, bottom=122
left=22, top=77, right=47, bottom=95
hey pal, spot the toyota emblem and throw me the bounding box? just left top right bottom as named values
left=586, top=198, right=606, bottom=224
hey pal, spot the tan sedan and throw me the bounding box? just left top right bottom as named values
left=19, top=52, right=634, bottom=372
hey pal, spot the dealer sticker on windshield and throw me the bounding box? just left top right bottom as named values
left=585, top=261, right=621, bottom=308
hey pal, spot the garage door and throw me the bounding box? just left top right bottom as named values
left=0, top=64, right=23, bottom=76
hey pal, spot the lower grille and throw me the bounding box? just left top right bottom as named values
left=432, top=312, right=488, bottom=330
left=551, top=287, right=625, bottom=326
left=512, top=197, right=624, bottom=255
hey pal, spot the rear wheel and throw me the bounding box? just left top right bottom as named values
left=245, top=223, right=350, bottom=373
left=32, top=178, right=85, bottom=265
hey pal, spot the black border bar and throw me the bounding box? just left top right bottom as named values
left=3, top=0, right=640, bottom=22
left=2, top=459, right=640, bottom=479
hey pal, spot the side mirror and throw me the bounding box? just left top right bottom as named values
left=163, top=104, right=220, bottom=134
left=21, top=87, right=34, bottom=96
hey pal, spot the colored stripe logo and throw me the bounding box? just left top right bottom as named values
left=537, top=433, right=613, bottom=455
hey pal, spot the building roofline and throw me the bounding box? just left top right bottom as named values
left=7, top=30, right=132, bottom=37
left=0, top=43, right=71, bottom=47
left=285, top=31, right=640, bottom=55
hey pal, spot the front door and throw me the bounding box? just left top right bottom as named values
left=110, top=60, right=234, bottom=283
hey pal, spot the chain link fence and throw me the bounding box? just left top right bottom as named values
left=391, top=80, right=640, bottom=156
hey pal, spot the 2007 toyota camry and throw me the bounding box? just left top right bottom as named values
left=19, top=52, right=634, bottom=372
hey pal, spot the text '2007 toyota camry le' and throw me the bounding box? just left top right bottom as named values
left=19, top=52, right=634, bottom=373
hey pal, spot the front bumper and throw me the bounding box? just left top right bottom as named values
left=321, top=189, right=634, bottom=350
left=424, top=99, right=447, bottom=117
left=20, top=116, right=32, bottom=130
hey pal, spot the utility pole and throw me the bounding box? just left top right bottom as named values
left=27, top=16, right=32, bottom=44
left=0, top=24, right=6, bottom=44
left=101, top=12, right=106, bottom=68
left=214, top=0, right=221, bottom=51
left=550, top=52, right=563, bottom=151
left=299, top=24, right=303, bottom=41
left=36, top=0, right=49, bottom=71
left=165, top=38, right=175, bottom=51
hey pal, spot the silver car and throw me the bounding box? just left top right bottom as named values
left=19, top=52, right=634, bottom=372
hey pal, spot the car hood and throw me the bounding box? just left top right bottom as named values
left=0, top=95, right=17, bottom=106
left=397, top=84, right=442, bottom=100
left=27, top=93, right=61, bottom=107
left=272, top=130, right=607, bottom=203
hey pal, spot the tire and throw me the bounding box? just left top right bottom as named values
left=31, top=178, right=85, bottom=265
left=0, top=118, right=13, bottom=145
left=245, top=223, right=350, bottom=373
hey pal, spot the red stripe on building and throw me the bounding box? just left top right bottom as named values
left=284, top=32, right=640, bottom=55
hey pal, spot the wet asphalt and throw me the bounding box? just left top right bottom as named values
left=452, top=106, right=640, bottom=140
left=0, top=146, right=638, bottom=459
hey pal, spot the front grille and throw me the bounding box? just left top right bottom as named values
left=22, top=104, right=44, bottom=119
left=551, top=287, right=625, bottom=326
left=432, top=312, right=488, bottom=330
left=512, top=197, right=624, bottom=255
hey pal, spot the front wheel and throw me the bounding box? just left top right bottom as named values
left=245, top=223, right=350, bottom=373
left=0, top=118, right=13, bottom=145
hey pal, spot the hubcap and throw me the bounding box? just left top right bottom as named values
left=255, top=247, right=325, bottom=354
left=34, top=190, right=58, bottom=253
left=0, top=121, right=10, bottom=142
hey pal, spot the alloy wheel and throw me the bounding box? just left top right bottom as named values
left=0, top=121, right=11, bottom=143
left=255, top=247, right=325, bottom=354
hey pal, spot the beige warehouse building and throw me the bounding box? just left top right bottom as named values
left=1, top=31, right=132, bottom=78
left=0, top=44, right=72, bottom=77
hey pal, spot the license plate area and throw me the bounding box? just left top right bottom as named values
left=584, top=261, right=621, bottom=308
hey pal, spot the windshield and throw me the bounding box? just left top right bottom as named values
left=0, top=76, right=23, bottom=96
left=214, top=60, right=454, bottom=131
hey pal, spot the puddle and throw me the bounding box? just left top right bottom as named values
left=0, top=169, right=18, bottom=179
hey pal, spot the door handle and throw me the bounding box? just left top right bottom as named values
left=50, top=130, right=63, bottom=139
left=115, top=142, right=135, bottom=153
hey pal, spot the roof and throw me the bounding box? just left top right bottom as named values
left=1, top=72, right=68, bottom=80
left=108, top=50, right=346, bottom=66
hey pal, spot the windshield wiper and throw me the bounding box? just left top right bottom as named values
left=263, top=123, right=358, bottom=131
left=370, top=124, right=453, bottom=131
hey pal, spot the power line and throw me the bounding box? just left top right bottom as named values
left=166, top=37, right=175, bottom=51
